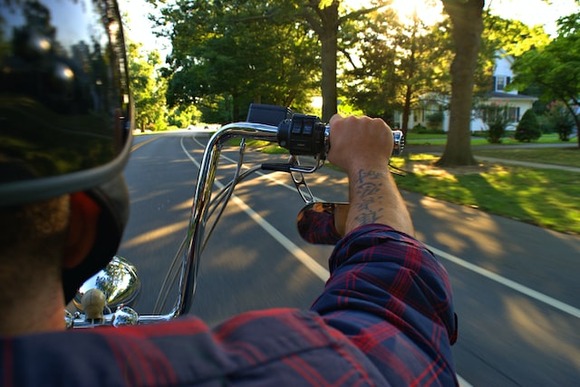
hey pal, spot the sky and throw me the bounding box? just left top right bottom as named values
left=118, top=0, right=579, bottom=56
left=119, top=0, right=169, bottom=55
left=487, top=0, right=578, bottom=35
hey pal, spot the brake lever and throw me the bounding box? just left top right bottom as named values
left=261, top=155, right=322, bottom=203
left=289, top=156, right=317, bottom=203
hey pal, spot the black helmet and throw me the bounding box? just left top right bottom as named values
left=0, top=0, right=133, bottom=302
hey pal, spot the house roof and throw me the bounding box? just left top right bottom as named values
left=488, top=91, right=538, bottom=101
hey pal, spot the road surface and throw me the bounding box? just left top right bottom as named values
left=118, top=131, right=580, bottom=386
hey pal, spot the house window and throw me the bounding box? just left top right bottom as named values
left=414, top=110, right=422, bottom=123
left=496, top=76, right=511, bottom=91
left=508, top=107, right=520, bottom=122
left=479, top=106, right=520, bottom=123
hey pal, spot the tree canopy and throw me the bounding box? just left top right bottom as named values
left=343, top=8, right=452, bottom=133
left=151, top=0, right=392, bottom=122
left=128, top=44, right=168, bottom=131
left=130, top=0, right=577, bottom=155
left=155, top=0, right=320, bottom=122
left=510, top=11, right=580, bottom=148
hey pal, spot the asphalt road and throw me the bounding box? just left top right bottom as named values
left=118, top=130, right=580, bottom=386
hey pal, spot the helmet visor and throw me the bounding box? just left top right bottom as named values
left=0, top=0, right=133, bottom=206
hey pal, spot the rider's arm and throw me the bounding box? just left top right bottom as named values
left=311, top=115, right=458, bottom=385
left=326, top=115, right=414, bottom=236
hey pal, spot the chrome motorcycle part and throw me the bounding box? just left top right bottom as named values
left=112, top=306, right=139, bottom=327
left=72, top=256, right=141, bottom=313
left=69, top=104, right=405, bottom=327
left=81, top=288, right=106, bottom=321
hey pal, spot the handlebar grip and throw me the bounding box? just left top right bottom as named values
left=246, top=103, right=404, bottom=158
left=277, top=114, right=405, bottom=158
left=277, top=114, right=327, bottom=157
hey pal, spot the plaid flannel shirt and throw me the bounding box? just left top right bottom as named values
left=1, top=224, right=458, bottom=386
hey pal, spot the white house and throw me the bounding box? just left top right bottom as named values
left=399, top=53, right=537, bottom=132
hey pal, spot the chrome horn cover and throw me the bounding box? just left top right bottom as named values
left=72, top=256, right=141, bottom=312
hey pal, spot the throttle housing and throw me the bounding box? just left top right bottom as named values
left=246, top=103, right=404, bottom=158
left=277, top=114, right=327, bottom=157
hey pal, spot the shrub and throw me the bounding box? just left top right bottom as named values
left=426, top=111, right=444, bottom=130
left=548, top=103, right=574, bottom=141
left=537, top=114, right=555, bottom=133
left=480, top=104, right=510, bottom=144
left=412, top=124, right=428, bottom=133
left=411, top=124, right=445, bottom=135
left=488, top=122, right=505, bottom=143
left=515, top=110, right=541, bottom=142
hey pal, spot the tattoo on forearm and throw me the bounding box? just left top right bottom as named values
left=353, top=169, right=385, bottom=226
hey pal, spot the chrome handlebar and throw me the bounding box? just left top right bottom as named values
left=179, top=122, right=284, bottom=317
left=67, top=106, right=404, bottom=327
left=68, top=121, right=304, bottom=327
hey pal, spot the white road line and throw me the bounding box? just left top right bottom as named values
left=456, top=375, right=473, bottom=387
left=207, top=142, right=580, bottom=320
left=183, top=136, right=472, bottom=386
left=181, top=137, right=329, bottom=283
left=429, top=246, right=580, bottom=319
left=229, top=195, right=330, bottom=282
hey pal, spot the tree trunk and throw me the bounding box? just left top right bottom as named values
left=318, top=2, right=339, bottom=122
left=402, top=84, right=412, bottom=135
left=564, top=102, right=580, bottom=149
left=401, top=18, right=418, bottom=136
left=436, top=0, right=484, bottom=166
left=572, top=114, right=580, bottom=149
left=575, top=114, right=580, bottom=149
left=305, top=1, right=376, bottom=122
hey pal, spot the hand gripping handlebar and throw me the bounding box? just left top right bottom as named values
left=247, top=103, right=405, bottom=158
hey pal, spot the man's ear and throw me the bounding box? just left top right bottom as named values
left=63, top=192, right=101, bottom=269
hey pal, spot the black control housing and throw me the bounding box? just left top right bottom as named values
left=246, top=103, right=404, bottom=158
left=277, top=114, right=326, bottom=157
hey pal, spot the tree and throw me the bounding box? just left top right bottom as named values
left=482, top=12, right=550, bottom=59
left=426, top=110, right=444, bottom=130
left=301, top=0, right=340, bottom=122
left=474, top=12, right=550, bottom=100
left=168, top=104, right=202, bottom=129
left=396, top=14, right=451, bottom=135
left=341, top=6, right=401, bottom=123
left=436, top=0, right=484, bottom=167
left=157, top=0, right=320, bottom=122
left=548, top=102, right=575, bottom=142
left=342, top=6, right=451, bottom=132
left=297, top=0, right=386, bottom=121
left=510, top=11, right=580, bottom=148
left=128, top=44, right=168, bottom=131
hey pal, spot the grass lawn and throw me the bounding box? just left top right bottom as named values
left=473, top=148, right=580, bottom=168
left=390, top=153, right=580, bottom=235
left=406, top=132, right=571, bottom=146
left=196, top=131, right=580, bottom=235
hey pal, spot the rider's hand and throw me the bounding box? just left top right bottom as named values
left=327, top=114, right=394, bottom=174
left=327, top=114, right=414, bottom=236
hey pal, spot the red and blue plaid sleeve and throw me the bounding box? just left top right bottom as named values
left=310, top=223, right=458, bottom=386
left=1, top=225, right=458, bottom=386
